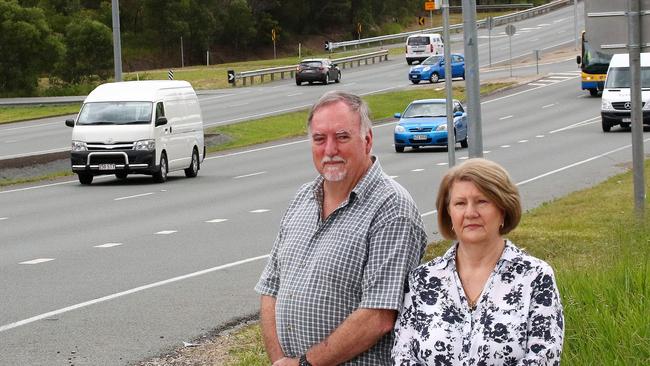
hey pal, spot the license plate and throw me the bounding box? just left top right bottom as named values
left=622, top=118, right=631, bottom=122
left=413, top=134, right=428, bottom=141
left=99, top=163, right=115, bottom=170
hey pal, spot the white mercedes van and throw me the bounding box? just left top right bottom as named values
left=405, top=33, right=444, bottom=65
left=65, top=80, right=205, bottom=185
left=601, top=52, right=650, bottom=132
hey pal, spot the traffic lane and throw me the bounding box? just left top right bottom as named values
left=0, top=115, right=72, bottom=159
left=1, top=259, right=264, bottom=366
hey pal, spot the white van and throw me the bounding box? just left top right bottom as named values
left=405, top=33, right=444, bottom=65
left=65, top=80, right=205, bottom=185
left=601, top=52, right=650, bottom=132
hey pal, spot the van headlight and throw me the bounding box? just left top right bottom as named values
left=436, top=124, right=447, bottom=131
left=71, top=140, right=87, bottom=151
left=133, top=139, right=155, bottom=151
left=601, top=100, right=614, bottom=111
left=643, top=102, right=650, bottom=110
left=395, top=125, right=406, bottom=133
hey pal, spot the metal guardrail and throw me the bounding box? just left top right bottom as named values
left=328, top=0, right=571, bottom=51
left=234, top=49, right=389, bottom=86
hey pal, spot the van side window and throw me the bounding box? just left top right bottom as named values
left=156, top=102, right=165, bottom=119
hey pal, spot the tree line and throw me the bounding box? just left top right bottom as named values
left=1, top=0, right=544, bottom=97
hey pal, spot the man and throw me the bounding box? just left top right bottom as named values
left=255, top=91, right=427, bottom=366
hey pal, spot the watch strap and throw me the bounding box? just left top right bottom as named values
left=299, top=354, right=312, bottom=366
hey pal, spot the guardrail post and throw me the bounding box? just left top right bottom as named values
left=243, top=77, right=247, bottom=86
left=260, top=75, right=264, bottom=83
left=271, top=73, right=275, bottom=81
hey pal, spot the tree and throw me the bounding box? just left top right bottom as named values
left=221, top=0, right=256, bottom=51
left=58, top=18, right=113, bottom=82
left=0, top=0, right=64, bottom=96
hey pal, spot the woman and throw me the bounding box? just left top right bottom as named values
left=392, top=158, right=564, bottom=365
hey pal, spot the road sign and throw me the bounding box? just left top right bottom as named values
left=324, top=41, right=331, bottom=51
left=418, top=16, right=425, bottom=26
left=227, top=70, right=235, bottom=84
left=167, top=69, right=174, bottom=80
left=505, top=24, right=516, bottom=36
left=486, top=16, right=494, bottom=30
left=271, top=28, right=276, bottom=41
left=424, top=1, right=435, bottom=11
left=357, top=22, right=362, bottom=34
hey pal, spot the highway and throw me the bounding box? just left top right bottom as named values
left=0, top=2, right=583, bottom=160
left=4, top=3, right=648, bottom=365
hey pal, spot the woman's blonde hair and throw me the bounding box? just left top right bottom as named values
left=435, top=158, right=521, bottom=240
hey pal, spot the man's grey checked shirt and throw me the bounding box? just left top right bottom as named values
left=255, top=158, right=428, bottom=365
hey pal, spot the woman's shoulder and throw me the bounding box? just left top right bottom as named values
left=503, top=240, right=556, bottom=275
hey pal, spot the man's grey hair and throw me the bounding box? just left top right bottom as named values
left=307, top=91, right=372, bottom=137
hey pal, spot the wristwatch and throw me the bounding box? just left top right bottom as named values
left=298, top=354, right=312, bottom=366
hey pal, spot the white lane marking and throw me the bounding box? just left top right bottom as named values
left=228, top=102, right=250, bottom=107
left=205, top=218, right=228, bottom=223
left=538, top=23, right=551, bottom=27
left=234, top=171, right=266, bottom=179
left=114, top=192, right=154, bottom=201
left=250, top=209, right=270, bottom=213
left=94, top=243, right=123, bottom=248
left=155, top=230, right=177, bottom=235
left=550, top=72, right=581, bottom=76
left=286, top=93, right=302, bottom=97
left=411, top=168, right=425, bottom=172
left=483, top=150, right=491, bottom=154
left=0, top=254, right=270, bottom=333
left=436, top=162, right=448, bottom=166
left=529, top=38, right=539, bottom=42
left=482, top=74, right=576, bottom=105
left=459, top=156, right=469, bottom=160
left=345, top=82, right=357, bottom=86
left=517, top=140, right=650, bottom=186
left=0, top=147, right=69, bottom=160
left=547, top=76, right=572, bottom=79
left=0, top=217, right=7, bottom=221
left=421, top=209, right=438, bottom=217
left=518, top=140, right=529, bottom=143
left=19, top=258, right=54, bottom=265
left=536, top=135, right=545, bottom=138
left=199, top=93, right=235, bottom=101
left=206, top=104, right=312, bottom=127
left=389, top=175, right=399, bottom=179
left=499, top=115, right=513, bottom=120
left=501, top=145, right=511, bottom=148
left=549, top=116, right=600, bottom=134
left=521, top=27, right=541, bottom=30
left=542, top=104, right=555, bottom=109
left=527, top=83, right=548, bottom=86
left=205, top=139, right=308, bottom=161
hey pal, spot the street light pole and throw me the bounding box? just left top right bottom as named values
left=111, top=0, right=123, bottom=81
left=461, top=0, right=483, bottom=158
left=443, top=0, right=455, bottom=167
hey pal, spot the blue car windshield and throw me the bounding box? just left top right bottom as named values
left=403, top=103, right=447, bottom=118
left=422, top=56, right=443, bottom=65
left=77, top=102, right=153, bottom=125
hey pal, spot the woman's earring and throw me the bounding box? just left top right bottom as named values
left=451, top=226, right=455, bottom=232
left=500, top=222, right=504, bottom=229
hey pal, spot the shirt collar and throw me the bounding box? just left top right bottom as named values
left=433, top=240, right=520, bottom=270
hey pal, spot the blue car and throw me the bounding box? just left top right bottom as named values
left=393, top=99, right=468, bottom=152
left=408, top=54, right=465, bottom=84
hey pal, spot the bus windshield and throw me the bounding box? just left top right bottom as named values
left=581, top=38, right=612, bottom=75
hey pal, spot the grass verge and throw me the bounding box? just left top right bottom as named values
left=225, top=160, right=650, bottom=366
left=0, top=104, right=81, bottom=125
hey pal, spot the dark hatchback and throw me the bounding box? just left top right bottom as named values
left=295, top=59, right=341, bottom=85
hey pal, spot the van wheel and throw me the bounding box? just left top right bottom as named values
left=296, top=79, right=301, bottom=86
left=78, top=173, right=93, bottom=185
left=153, top=153, right=168, bottom=183
left=589, top=89, right=599, bottom=97
left=460, top=136, right=469, bottom=148
left=324, top=73, right=330, bottom=84
left=185, top=148, right=199, bottom=178
left=602, top=119, right=612, bottom=132
left=430, top=73, right=440, bottom=83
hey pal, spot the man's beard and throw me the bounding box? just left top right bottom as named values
left=321, top=156, right=346, bottom=182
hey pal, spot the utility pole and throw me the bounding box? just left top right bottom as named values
left=442, top=0, right=455, bottom=167
left=461, top=0, right=483, bottom=157
left=111, top=0, right=122, bottom=81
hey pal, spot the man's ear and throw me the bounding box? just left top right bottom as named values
left=365, top=129, right=373, bottom=154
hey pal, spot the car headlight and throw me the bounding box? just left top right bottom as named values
left=423, top=66, right=431, bottom=72
left=395, top=125, right=406, bottom=133
left=133, top=139, right=155, bottom=151
left=436, top=124, right=447, bottom=131
left=643, top=101, right=650, bottom=110
left=601, top=100, right=614, bottom=111
left=71, top=140, right=87, bottom=151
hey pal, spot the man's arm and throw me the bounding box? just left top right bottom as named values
left=272, top=308, right=396, bottom=366
left=260, top=295, right=285, bottom=363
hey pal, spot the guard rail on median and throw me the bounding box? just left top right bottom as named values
left=328, top=0, right=572, bottom=51
left=233, top=49, right=389, bottom=86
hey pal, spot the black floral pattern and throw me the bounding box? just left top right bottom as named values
left=392, top=241, right=564, bottom=365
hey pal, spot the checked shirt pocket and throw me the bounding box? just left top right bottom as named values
left=313, top=229, right=367, bottom=295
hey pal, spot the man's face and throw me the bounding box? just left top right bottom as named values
left=310, top=101, right=372, bottom=184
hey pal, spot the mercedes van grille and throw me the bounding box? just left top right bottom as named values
left=612, top=101, right=645, bottom=110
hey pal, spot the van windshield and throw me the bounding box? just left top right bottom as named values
left=408, top=36, right=430, bottom=46
left=605, top=67, right=650, bottom=88
left=77, top=102, right=153, bottom=126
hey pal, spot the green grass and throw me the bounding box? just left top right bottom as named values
left=206, top=82, right=514, bottom=154
left=0, top=104, right=81, bottom=124
left=227, top=161, right=650, bottom=366
left=0, top=171, right=74, bottom=187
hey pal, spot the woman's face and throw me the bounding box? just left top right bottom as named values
left=448, top=180, right=504, bottom=246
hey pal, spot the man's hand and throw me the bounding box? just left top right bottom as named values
left=271, top=357, right=298, bottom=366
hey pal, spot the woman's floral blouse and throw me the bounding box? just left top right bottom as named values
left=392, top=241, right=564, bottom=366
